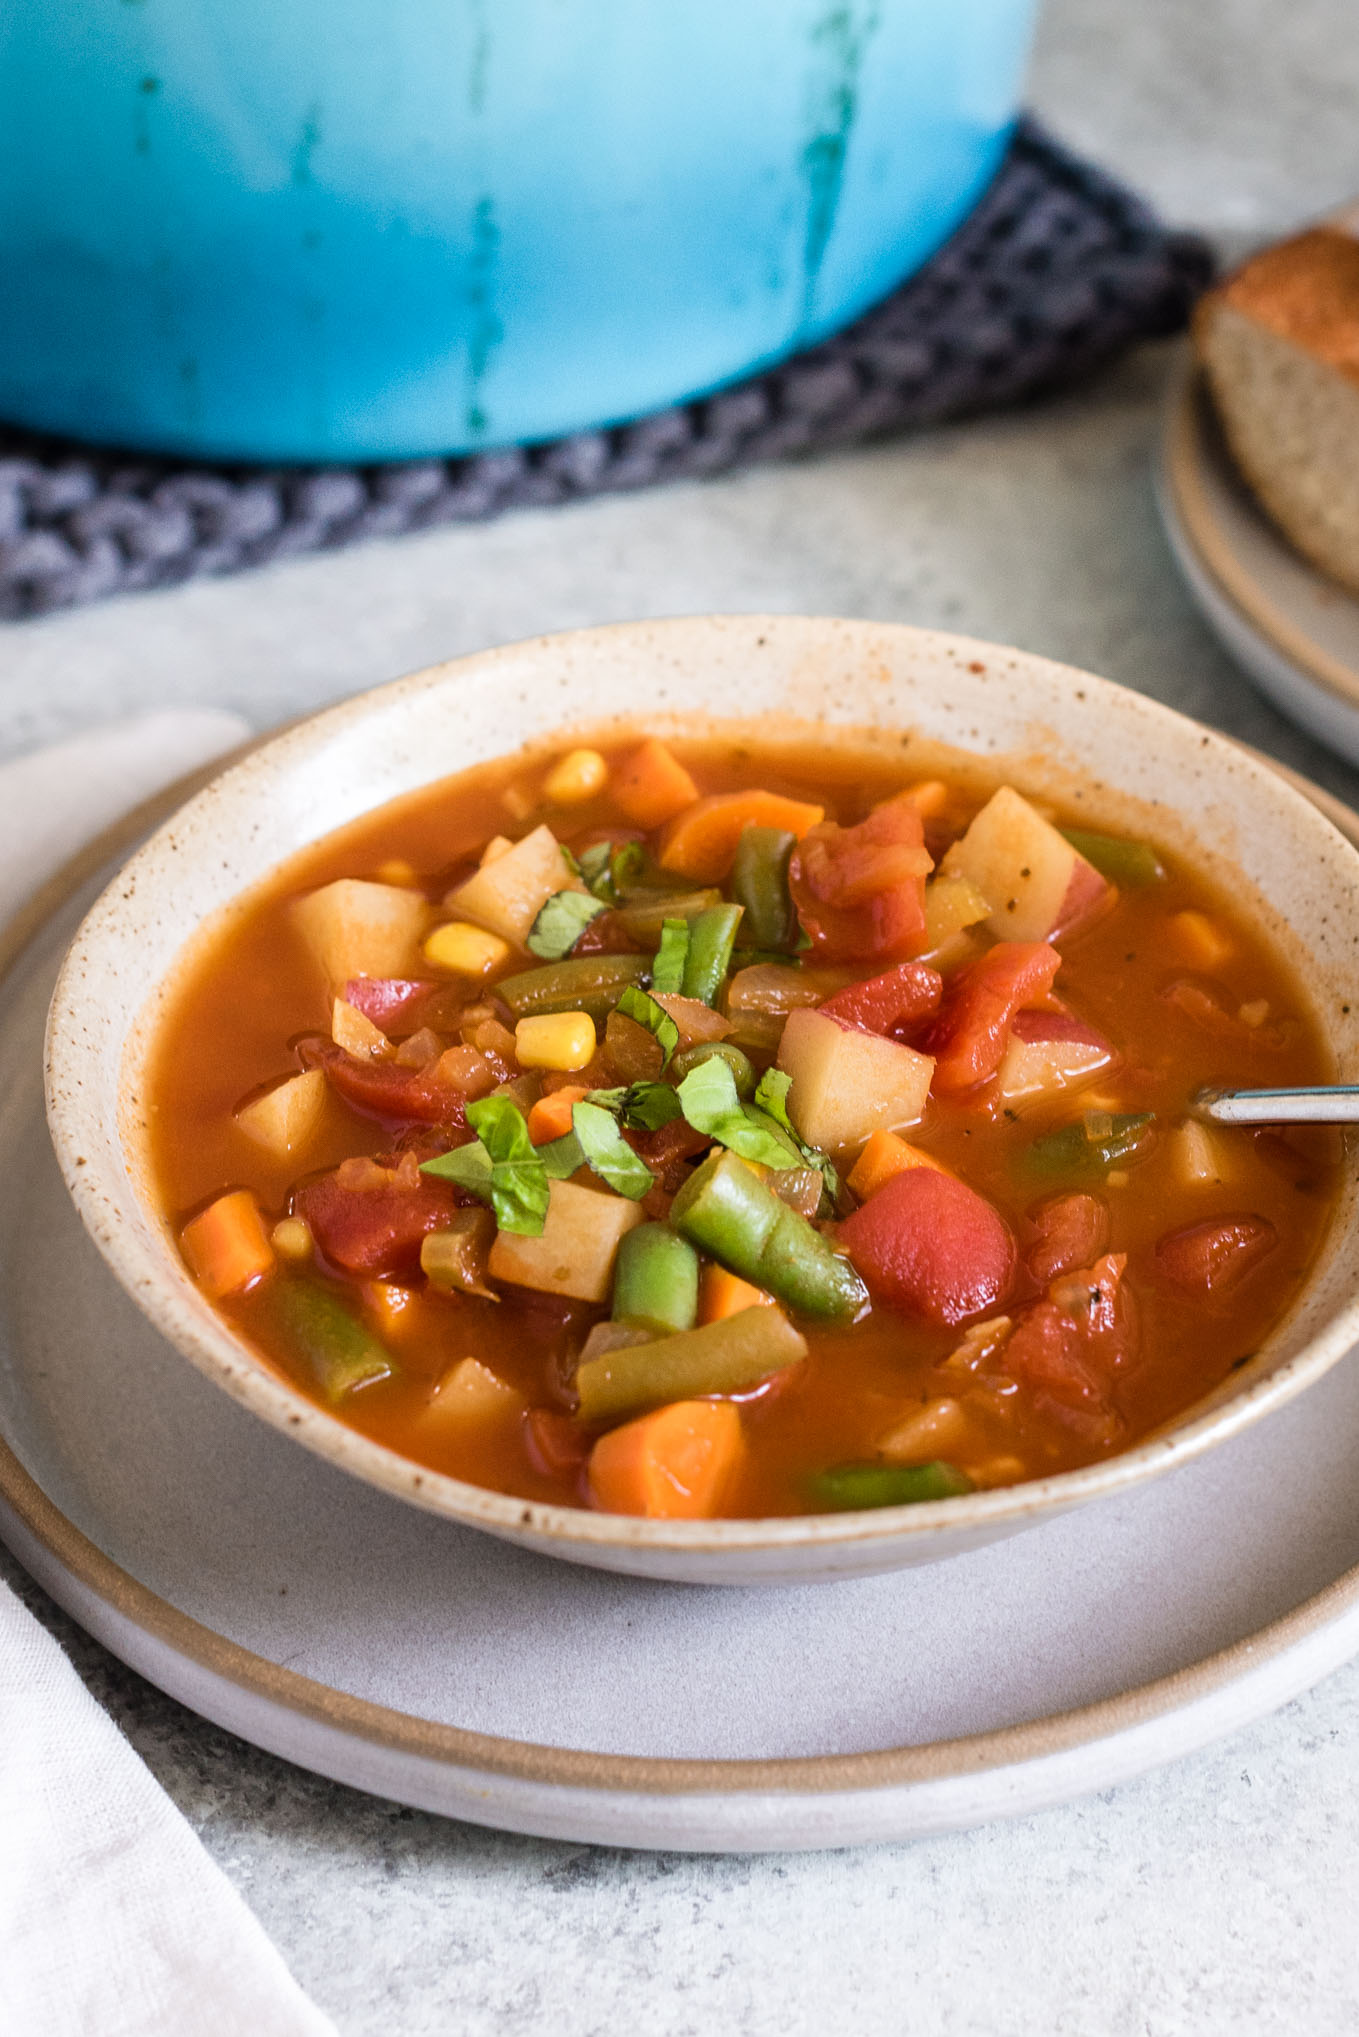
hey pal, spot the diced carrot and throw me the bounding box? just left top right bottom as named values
left=588, top=1399, right=745, bottom=1518
left=612, top=739, right=700, bottom=829
left=699, top=1263, right=777, bottom=1324
left=658, top=791, right=826, bottom=883
left=527, top=1085, right=588, bottom=1144
left=360, top=1280, right=414, bottom=1333
left=847, top=1128, right=952, bottom=1201
left=181, top=1190, right=274, bottom=1299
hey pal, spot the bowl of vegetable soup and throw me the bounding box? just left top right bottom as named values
left=45, top=617, right=1359, bottom=1585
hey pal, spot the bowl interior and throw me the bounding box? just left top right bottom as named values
left=44, top=616, right=1359, bottom=1583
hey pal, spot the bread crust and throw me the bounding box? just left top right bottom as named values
left=1196, top=228, right=1359, bottom=386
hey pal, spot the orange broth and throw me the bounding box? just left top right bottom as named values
left=147, top=732, right=1340, bottom=1518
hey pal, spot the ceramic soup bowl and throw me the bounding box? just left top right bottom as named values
left=44, top=617, right=1359, bottom=1585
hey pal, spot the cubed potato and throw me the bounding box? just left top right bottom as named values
left=293, top=879, right=429, bottom=986
left=938, top=786, right=1105, bottom=942
left=445, top=823, right=584, bottom=948
left=487, top=1179, right=645, bottom=1302
left=420, top=1357, right=526, bottom=1433
left=776, top=1007, right=934, bottom=1153
left=1168, top=1118, right=1236, bottom=1190
left=234, top=1069, right=327, bottom=1161
left=878, top=1396, right=969, bottom=1464
left=331, top=997, right=391, bottom=1059
left=995, top=1027, right=1112, bottom=1112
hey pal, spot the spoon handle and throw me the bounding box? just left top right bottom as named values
left=1193, top=1085, right=1359, bottom=1125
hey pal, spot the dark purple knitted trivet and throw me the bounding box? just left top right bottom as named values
left=0, top=119, right=1210, bottom=621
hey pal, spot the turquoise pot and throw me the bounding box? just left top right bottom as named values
left=0, top=2, right=1038, bottom=462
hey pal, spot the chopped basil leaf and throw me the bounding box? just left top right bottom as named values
left=526, top=888, right=608, bottom=961
left=537, top=1132, right=586, bottom=1179
left=615, top=983, right=679, bottom=1067
left=585, top=1081, right=684, bottom=1130
left=571, top=1101, right=655, bottom=1199
left=652, top=918, right=690, bottom=997
left=754, top=1067, right=848, bottom=1214
left=676, top=1057, right=801, bottom=1170
left=621, top=1082, right=684, bottom=1130
left=559, top=844, right=584, bottom=882
left=576, top=840, right=617, bottom=902
left=421, top=1094, right=551, bottom=1235
left=611, top=840, right=646, bottom=894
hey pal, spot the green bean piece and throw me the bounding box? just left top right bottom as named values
left=496, top=953, right=649, bottom=1024
left=1026, top=1111, right=1154, bottom=1179
left=611, top=1223, right=701, bottom=1337
left=681, top=903, right=745, bottom=1006
left=730, top=826, right=798, bottom=951
left=811, top=1461, right=974, bottom=1511
left=671, top=1150, right=868, bottom=1321
left=577, top=1305, right=808, bottom=1423
left=270, top=1277, right=394, bottom=1401
left=670, top=1040, right=756, bottom=1097
left=614, top=888, right=723, bottom=946
left=1060, top=828, right=1165, bottom=888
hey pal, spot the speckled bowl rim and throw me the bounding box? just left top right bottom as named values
left=41, top=617, right=1359, bottom=1574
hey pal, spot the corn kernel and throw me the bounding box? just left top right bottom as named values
left=375, top=857, right=419, bottom=887
left=423, top=920, right=510, bottom=977
left=514, top=1011, right=596, bottom=1071
left=271, top=1216, right=314, bottom=1262
left=1172, top=909, right=1234, bottom=970
left=544, top=748, right=608, bottom=805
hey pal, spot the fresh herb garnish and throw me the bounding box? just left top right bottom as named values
left=753, top=1066, right=848, bottom=1213
left=421, top=1094, right=550, bottom=1234
left=587, top=1081, right=685, bottom=1130
left=676, top=1057, right=801, bottom=1170
left=423, top=1090, right=654, bottom=1233
left=652, top=917, right=690, bottom=997
left=526, top=888, right=607, bottom=961
left=614, top=984, right=679, bottom=1068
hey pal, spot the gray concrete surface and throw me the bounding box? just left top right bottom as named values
left=5, top=2, right=1359, bottom=2031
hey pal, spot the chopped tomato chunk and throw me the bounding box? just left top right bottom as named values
left=925, top=941, right=1062, bottom=1096
left=296, top=1153, right=469, bottom=1276
left=299, top=1038, right=472, bottom=1131
left=525, top=1408, right=592, bottom=1478
left=1003, top=1253, right=1135, bottom=1438
left=1024, top=1192, right=1111, bottom=1283
left=1155, top=1215, right=1278, bottom=1296
left=817, top=960, right=943, bottom=1037
left=840, top=1167, right=1015, bottom=1326
left=341, top=978, right=436, bottom=1031
left=789, top=801, right=933, bottom=962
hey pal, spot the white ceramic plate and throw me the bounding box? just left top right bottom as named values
left=1157, top=354, right=1359, bottom=766
left=6, top=793, right=1359, bottom=1850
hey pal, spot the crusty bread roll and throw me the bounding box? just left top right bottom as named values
left=1195, top=222, right=1359, bottom=596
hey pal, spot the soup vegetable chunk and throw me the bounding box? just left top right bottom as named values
left=152, top=731, right=1339, bottom=1520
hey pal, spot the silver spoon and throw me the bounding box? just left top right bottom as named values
left=1193, top=1085, right=1359, bottom=1125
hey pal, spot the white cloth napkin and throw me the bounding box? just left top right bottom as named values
left=0, top=714, right=337, bottom=2037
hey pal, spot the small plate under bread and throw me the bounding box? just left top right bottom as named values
left=1157, top=352, right=1359, bottom=766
